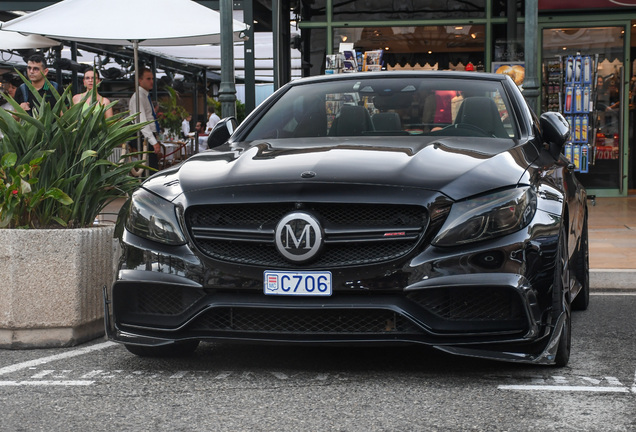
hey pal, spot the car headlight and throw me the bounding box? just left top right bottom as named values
left=125, top=188, right=186, bottom=245
left=432, top=187, right=537, bottom=246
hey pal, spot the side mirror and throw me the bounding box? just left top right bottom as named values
left=207, top=117, right=238, bottom=149
left=540, top=111, right=570, bottom=159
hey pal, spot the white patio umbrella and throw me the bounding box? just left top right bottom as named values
left=0, top=22, right=60, bottom=50
left=1, top=0, right=248, bottom=170
left=0, top=0, right=248, bottom=106
left=0, top=0, right=248, bottom=46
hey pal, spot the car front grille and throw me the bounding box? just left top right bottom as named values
left=115, top=286, right=528, bottom=338
left=407, top=286, right=524, bottom=321
left=186, top=203, right=428, bottom=268
left=130, top=285, right=205, bottom=316
left=188, top=307, right=422, bottom=334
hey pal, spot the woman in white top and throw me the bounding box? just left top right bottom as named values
left=72, top=70, right=113, bottom=118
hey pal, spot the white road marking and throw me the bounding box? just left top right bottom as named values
left=498, top=385, right=630, bottom=393
left=271, top=372, right=289, bottom=380
left=499, top=372, right=636, bottom=393
left=0, top=342, right=116, bottom=376
left=591, top=292, right=636, bottom=296
left=214, top=372, right=232, bottom=380
left=0, top=380, right=94, bottom=386
left=605, top=377, right=623, bottom=386
left=580, top=377, right=601, bottom=385
left=30, top=370, right=55, bottom=379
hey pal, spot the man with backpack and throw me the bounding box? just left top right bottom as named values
left=14, top=53, right=60, bottom=116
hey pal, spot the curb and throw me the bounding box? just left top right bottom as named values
left=590, top=269, right=636, bottom=291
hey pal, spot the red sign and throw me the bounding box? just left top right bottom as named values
left=539, top=0, right=636, bottom=9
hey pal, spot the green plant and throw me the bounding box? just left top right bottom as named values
left=0, top=151, right=72, bottom=228
left=0, top=73, right=147, bottom=229
left=158, top=86, right=189, bottom=134
left=235, top=99, right=246, bottom=123
left=206, top=96, right=245, bottom=123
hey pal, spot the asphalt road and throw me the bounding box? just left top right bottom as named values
left=1, top=293, right=635, bottom=432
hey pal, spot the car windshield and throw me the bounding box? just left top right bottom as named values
left=244, top=76, right=517, bottom=141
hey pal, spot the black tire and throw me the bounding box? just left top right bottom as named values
left=552, top=225, right=571, bottom=367
left=124, top=340, right=200, bottom=357
left=571, top=215, right=590, bottom=311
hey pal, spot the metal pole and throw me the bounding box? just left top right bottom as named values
left=71, top=41, right=78, bottom=95
left=524, top=0, right=540, bottom=114
left=244, top=0, right=256, bottom=114
left=202, top=67, right=208, bottom=127
left=152, top=57, right=158, bottom=102
left=55, top=46, right=63, bottom=85
left=134, top=40, right=141, bottom=152
left=273, top=0, right=281, bottom=90
left=219, top=0, right=237, bottom=118
left=272, top=0, right=291, bottom=89
left=193, top=72, right=198, bottom=154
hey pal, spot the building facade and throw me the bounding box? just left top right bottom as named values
left=295, top=0, right=636, bottom=197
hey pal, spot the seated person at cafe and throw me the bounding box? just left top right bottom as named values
left=195, top=121, right=205, bottom=135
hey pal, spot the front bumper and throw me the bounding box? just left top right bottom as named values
left=104, top=268, right=559, bottom=365
left=105, top=206, right=563, bottom=364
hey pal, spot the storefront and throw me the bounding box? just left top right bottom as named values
left=539, top=1, right=635, bottom=197
left=296, top=0, right=636, bottom=196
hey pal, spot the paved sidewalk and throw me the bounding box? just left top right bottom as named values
left=588, top=196, right=636, bottom=290
left=99, top=196, right=636, bottom=290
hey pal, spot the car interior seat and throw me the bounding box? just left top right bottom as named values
left=372, top=112, right=402, bottom=131
left=455, top=96, right=508, bottom=138
left=329, top=105, right=374, bottom=136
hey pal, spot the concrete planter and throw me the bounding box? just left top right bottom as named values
left=0, top=225, right=118, bottom=349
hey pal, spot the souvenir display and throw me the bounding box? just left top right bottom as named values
left=542, top=53, right=616, bottom=173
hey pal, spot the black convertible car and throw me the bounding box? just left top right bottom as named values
left=105, top=71, right=589, bottom=366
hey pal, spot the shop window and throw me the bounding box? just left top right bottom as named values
left=333, top=25, right=485, bottom=71
left=492, top=23, right=525, bottom=63
left=329, top=0, right=485, bottom=21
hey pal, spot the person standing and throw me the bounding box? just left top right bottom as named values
left=182, top=113, right=192, bottom=138
left=14, top=53, right=60, bottom=116
left=128, top=67, right=162, bottom=170
left=205, top=105, right=220, bottom=134
left=1, top=75, right=19, bottom=112
left=72, top=70, right=113, bottom=118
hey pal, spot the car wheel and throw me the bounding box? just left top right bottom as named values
left=552, top=225, right=571, bottom=367
left=124, top=340, right=200, bottom=357
left=571, top=215, right=590, bottom=311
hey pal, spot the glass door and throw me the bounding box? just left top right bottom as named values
left=542, top=26, right=626, bottom=193
left=629, top=21, right=636, bottom=193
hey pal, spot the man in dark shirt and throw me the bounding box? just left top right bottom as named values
left=14, top=53, right=59, bottom=116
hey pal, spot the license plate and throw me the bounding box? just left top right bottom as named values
left=264, top=271, right=332, bottom=296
